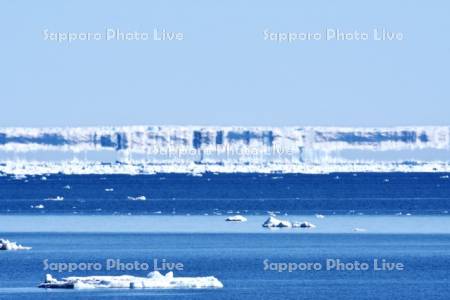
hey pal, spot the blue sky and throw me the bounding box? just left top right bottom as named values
left=0, top=0, right=449, bottom=127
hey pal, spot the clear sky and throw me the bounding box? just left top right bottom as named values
left=1, top=0, right=449, bottom=127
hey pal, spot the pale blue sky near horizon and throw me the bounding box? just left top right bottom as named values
left=0, top=0, right=449, bottom=127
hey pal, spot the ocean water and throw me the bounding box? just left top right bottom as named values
left=0, top=232, right=449, bottom=299
left=1, top=173, right=449, bottom=215
left=0, top=173, right=449, bottom=299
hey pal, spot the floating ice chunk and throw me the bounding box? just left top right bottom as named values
left=32, top=204, right=45, bottom=209
left=262, top=216, right=292, bottom=228
left=0, top=239, right=32, bottom=251
left=225, top=215, right=247, bottom=222
left=440, top=175, right=449, bottom=179
left=105, top=188, right=114, bottom=192
left=63, top=185, right=71, bottom=190
left=353, top=228, right=367, bottom=232
left=315, top=214, right=325, bottom=219
left=38, top=272, right=223, bottom=289
left=127, top=196, right=146, bottom=201
left=292, top=221, right=316, bottom=228
left=45, top=196, right=64, bottom=201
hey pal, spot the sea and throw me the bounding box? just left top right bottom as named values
left=0, top=173, right=449, bottom=299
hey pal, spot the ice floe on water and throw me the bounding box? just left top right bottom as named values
left=353, top=228, right=367, bottom=232
left=292, top=221, right=316, bottom=228
left=127, top=195, right=147, bottom=201
left=225, top=215, right=247, bottom=222
left=104, top=188, right=114, bottom=192
left=0, top=239, right=32, bottom=250
left=315, top=214, right=325, bottom=219
left=45, top=196, right=64, bottom=201
left=31, top=204, right=45, bottom=209
left=262, top=216, right=317, bottom=229
left=262, top=216, right=293, bottom=228
left=38, top=271, right=223, bottom=289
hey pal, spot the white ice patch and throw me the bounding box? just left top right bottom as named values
left=127, top=195, right=147, bottom=201
left=38, top=272, right=224, bottom=289
left=262, top=216, right=292, bottom=228
left=45, top=196, right=64, bottom=201
left=225, top=215, right=247, bottom=222
left=0, top=239, right=32, bottom=251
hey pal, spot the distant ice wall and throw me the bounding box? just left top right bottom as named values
left=0, top=126, right=449, bottom=174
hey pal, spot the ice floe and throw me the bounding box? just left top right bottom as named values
left=0, top=239, right=32, bottom=250
left=225, top=215, right=247, bottom=222
left=127, top=196, right=146, bottom=201
left=38, top=271, right=223, bottom=289
left=262, top=216, right=317, bottom=229
left=262, top=216, right=292, bottom=228
left=292, top=221, right=316, bottom=228
left=315, top=214, right=325, bottom=219
left=45, top=196, right=64, bottom=201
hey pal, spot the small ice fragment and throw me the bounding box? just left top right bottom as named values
left=63, top=185, right=71, bottom=190
left=225, top=215, right=247, bottom=222
left=292, top=221, right=316, bottom=228
left=127, top=196, right=146, bottom=201
left=0, top=239, right=32, bottom=251
left=262, top=216, right=292, bottom=228
left=45, top=196, right=64, bottom=201
left=105, top=188, right=114, bottom=192
left=315, top=214, right=325, bottom=219
left=353, top=228, right=367, bottom=232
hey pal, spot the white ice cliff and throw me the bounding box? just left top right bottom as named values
left=0, top=126, right=449, bottom=174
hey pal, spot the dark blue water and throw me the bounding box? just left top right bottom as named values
left=0, top=233, right=449, bottom=299
left=1, top=173, right=449, bottom=215
left=1, top=173, right=449, bottom=299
